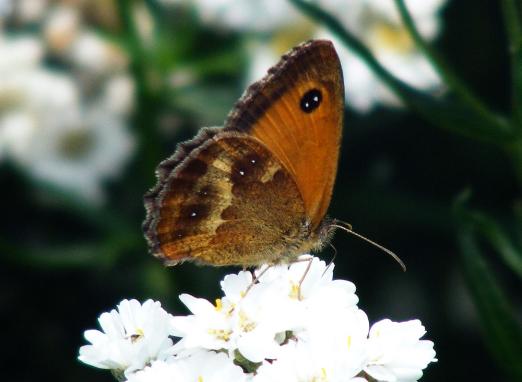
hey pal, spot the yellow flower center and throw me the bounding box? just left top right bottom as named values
left=239, top=310, right=256, bottom=332
left=289, top=282, right=300, bottom=300
left=58, top=128, right=95, bottom=160
left=207, top=328, right=232, bottom=342
left=370, top=22, right=414, bottom=54
left=214, top=298, right=223, bottom=312
left=129, top=328, right=144, bottom=343
left=311, top=367, right=329, bottom=382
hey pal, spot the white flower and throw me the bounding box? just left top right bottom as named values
left=171, top=293, right=236, bottom=354
left=0, top=86, right=135, bottom=203
left=0, top=36, right=43, bottom=73
left=0, top=39, right=135, bottom=203
left=0, top=67, right=80, bottom=160
left=69, top=31, right=128, bottom=76
left=8, top=0, right=47, bottom=24
left=43, top=5, right=81, bottom=54
left=78, top=299, right=176, bottom=377
left=328, top=0, right=446, bottom=111
left=254, top=339, right=367, bottom=382
left=127, top=351, right=249, bottom=382
left=102, top=74, right=136, bottom=117
left=23, top=107, right=135, bottom=203
left=79, top=258, right=437, bottom=381
left=164, top=0, right=303, bottom=32
left=172, top=257, right=360, bottom=363
left=176, top=0, right=446, bottom=112
left=172, top=275, right=291, bottom=362
left=364, top=319, right=437, bottom=382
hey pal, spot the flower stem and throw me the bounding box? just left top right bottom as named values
left=468, top=211, right=522, bottom=278
left=116, top=0, right=163, bottom=184
left=501, top=0, right=522, bottom=126
left=456, top=220, right=522, bottom=381
left=393, top=0, right=506, bottom=131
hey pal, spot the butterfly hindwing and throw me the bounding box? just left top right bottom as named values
left=144, top=131, right=308, bottom=266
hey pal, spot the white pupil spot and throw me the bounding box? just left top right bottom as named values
left=251, top=159, right=256, bottom=164
left=239, top=170, right=245, bottom=176
left=191, top=212, right=197, bottom=217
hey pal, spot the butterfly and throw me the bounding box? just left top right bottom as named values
left=143, top=40, right=346, bottom=267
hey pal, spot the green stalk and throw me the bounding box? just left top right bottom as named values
left=394, top=0, right=507, bottom=131
left=471, top=212, right=522, bottom=278
left=457, top=228, right=522, bottom=381
left=116, top=0, right=163, bottom=184
left=501, top=0, right=522, bottom=126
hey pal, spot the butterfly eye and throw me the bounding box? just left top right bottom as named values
left=300, top=89, right=322, bottom=113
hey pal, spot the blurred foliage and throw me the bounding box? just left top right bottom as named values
left=1, top=0, right=521, bottom=381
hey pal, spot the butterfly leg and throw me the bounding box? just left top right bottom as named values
left=297, top=256, right=314, bottom=300
left=322, top=243, right=337, bottom=277
left=244, top=264, right=274, bottom=296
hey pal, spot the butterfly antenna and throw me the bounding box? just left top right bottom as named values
left=332, top=220, right=406, bottom=272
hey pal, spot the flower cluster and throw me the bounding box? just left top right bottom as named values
left=79, top=257, right=437, bottom=381
left=163, top=0, right=446, bottom=112
left=0, top=1, right=135, bottom=203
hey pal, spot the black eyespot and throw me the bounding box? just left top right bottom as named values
left=300, top=89, right=322, bottom=113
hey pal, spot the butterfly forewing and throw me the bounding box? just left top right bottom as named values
left=224, top=40, right=344, bottom=230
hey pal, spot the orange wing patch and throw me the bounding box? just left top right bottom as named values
left=224, top=40, right=344, bottom=230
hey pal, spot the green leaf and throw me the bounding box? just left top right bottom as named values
left=501, top=0, right=522, bottom=125
left=472, top=213, right=522, bottom=278
left=455, top=196, right=522, bottom=381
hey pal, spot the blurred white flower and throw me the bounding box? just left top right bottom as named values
left=364, top=319, right=437, bottom=382
left=0, top=67, right=135, bottom=203
left=0, top=52, right=80, bottom=160
left=330, top=0, right=446, bottom=111
left=133, top=2, right=155, bottom=46
left=164, top=0, right=303, bottom=32
left=0, top=36, right=43, bottom=72
left=22, top=107, right=134, bottom=203
left=79, top=258, right=437, bottom=381
left=69, top=31, right=128, bottom=76
left=127, top=351, right=249, bottom=382
left=9, top=0, right=47, bottom=24
left=43, top=5, right=81, bottom=54
left=0, top=6, right=136, bottom=203
left=78, top=299, right=176, bottom=377
left=102, top=74, right=136, bottom=117
left=171, top=0, right=446, bottom=112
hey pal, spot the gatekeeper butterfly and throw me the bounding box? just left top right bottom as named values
left=143, top=40, right=403, bottom=269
